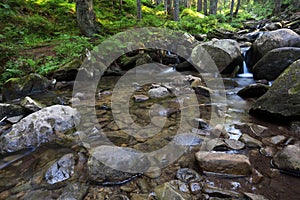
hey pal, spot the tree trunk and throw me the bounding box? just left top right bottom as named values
left=174, top=0, right=180, bottom=21
left=76, top=0, right=100, bottom=37
left=209, top=0, right=218, bottom=15
left=230, top=0, right=234, bottom=17
left=234, top=0, right=241, bottom=16
left=203, top=0, right=208, bottom=15
left=137, top=0, right=142, bottom=21
left=197, top=0, right=202, bottom=12
left=272, top=0, right=281, bottom=16
left=165, top=0, right=173, bottom=16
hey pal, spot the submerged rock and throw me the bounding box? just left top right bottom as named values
left=195, top=151, right=253, bottom=176
left=0, top=105, right=80, bottom=153
left=252, top=47, right=300, bottom=81
left=148, top=86, right=171, bottom=98
left=87, top=145, right=149, bottom=184
left=245, top=29, right=300, bottom=69
left=154, top=180, right=192, bottom=200
left=250, top=60, right=300, bottom=120
left=272, top=144, right=300, bottom=174
left=2, top=73, right=50, bottom=101
left=45, top=153, right=75, bottom=184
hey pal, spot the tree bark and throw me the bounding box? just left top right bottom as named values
left=174, top=0, right=180, bottom=21
left=137, top=0, right=142, bottom=21
left=230, top=0, right=234, bottom=17
left=272, top=0, right=281, bottom=16
left=209, top=0, right=218, bottom=15
left=165, top=0, right=173, bottom=16
left=197, top=0, right=202, bottom=12
left=76, top=0, right=100, bottom=37
left=203, top=0, right=208, bottom=15
left=234, top=0, right=241, bottom=16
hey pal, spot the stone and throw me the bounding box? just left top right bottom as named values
left=2, top=73, right=50, bottom=101
left=192, top=118, right=211, bottom=130
left=176, top=168, right=203, bottom=183
left=154, top=180, right=192, bottom=200
left=58, top=182, right=89, bottom=200
left=252, top=47, right=300, bottom=81
left=203, top=185, right=241, bottom=198
left=250, top=60, right=300, bottom=120
left=191, top=39, right=243, bottom=74
left=0, top=105, right=80, bottom=153
left=262, top=135, right=286, bottom=146
left=240, top=134, right=262, bottom=148
left=45, top=153, right=75, bottom=184
left=87, top=145, right=150, bottom=184
left=245, top=29, right=300, bottom=69
left=195, top=151, right=253, bottom=176
left=272, top=144, right=300, bottom=174
left=148, top=86, right=170, bottom=98
left=224, top=139, right=245, bottom=150
left=0, top=103, right=27, bottom=119
left=48, top=59, right=82, bottom=81
left=237, top=84, right=270, bottom=98
left=290, top=121, right=300, bottom=133
left=133, top=94, right=149, bottom=103
left=243, top=192, right=269, bottom=200
left=20, top=96, right=44, bottom=112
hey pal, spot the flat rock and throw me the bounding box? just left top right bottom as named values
left=195, top=151, right=253, bottom=176
left=237, top=83, right=270, bottom=98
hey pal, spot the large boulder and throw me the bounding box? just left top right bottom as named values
left=272, top=144, right=300, bottom=174
left=250, top=60, right=300, bottom=120
left=245, top=29, right=300, bottom=69
left=252, top=47, right=300, bottom=81
left=195, top=151, right=253, bottom=176
left=0, top=105, right=80, bottom=153
left=2, top=73, right=50, bottom=101
left=87, top=145, right=150, bottom=184
left=190, top=39, right=243, bottom=74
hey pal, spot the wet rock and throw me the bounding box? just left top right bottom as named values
left=203, top=185, right=241, bottom=198
left=130, top=194, right=149, bottom=200
left=243, top=192, right=269, bottom=200
left=135, top=53, right=152, bottom=66
left=0, top=103, right=27, bottom=119
left=192, top=118, right=210, bottom=130
left=224, top=139, right=245, bottom=150
left=195, top=151, right=253, bottom=176
left=108, top=194, right=130, bottom=200
left=154, top=180, right=192, bottom=200
left=144, top=168, right=162, bottom=179
left=48, top=59, right=82, bottom=81
left=133, top=94, right=149, bottom=102
left=148, top=86, right=171, bottom=98
left=191, top=39, right=243, bottom=74
left=272, top=144, right=300, bottom=174
left=2, top=73, right=50, bottom=101
left=173, top=133, right=203, bottom=146
left=260, top=146, right=277, bottom=157
left=252, top=47, right=300, bottom=81
left=240, top=134, right=262, bottom=148
left=58, top=182, right=88, bottom=200
left=87, top=145, right=149, bottom=184
left=175, top=61, right=195, bottom=72
left=176, top=168, right=203, bottom=183
left=290, top=121, right=300, bottom=133
left=204, top=138, right=227, bottom=151
left=264, top=22, right=283, bottom=31
left=245, top=29, right=300, bottom=69
left=250, top=60, right=300, bottom=120
left=194, top=86, right=212, bottom=97
left=237, top=83, right=270, bottom=98
left=20, top=96, right=44, bottom=112
left=262, top=135, right=286, bottom=146
left=45, top=153, right=75, bottom=184
left=137, top=178, right=151, bottom=193
left=0, top=105, right=80, bottom=153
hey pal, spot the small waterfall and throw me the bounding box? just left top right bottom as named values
left=237, top=47, right=253, bottom=78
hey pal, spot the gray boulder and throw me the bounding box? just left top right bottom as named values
left=246, top=29, right=300, bottom=69
left=0, top=105, right=80, bottom=153
left=252, top=47, right=300, bottom=81
left=250, top=60, right=300, bottom=120
left=191, top=39, right=243, bottom=74
left=272, top=144, right=300, bottom=174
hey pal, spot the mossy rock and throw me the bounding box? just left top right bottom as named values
left=48, top=59, right=82, bottom=81
left=2, top=73, right=50, bottom=101
left=250, top=59, right=300, bottom=120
